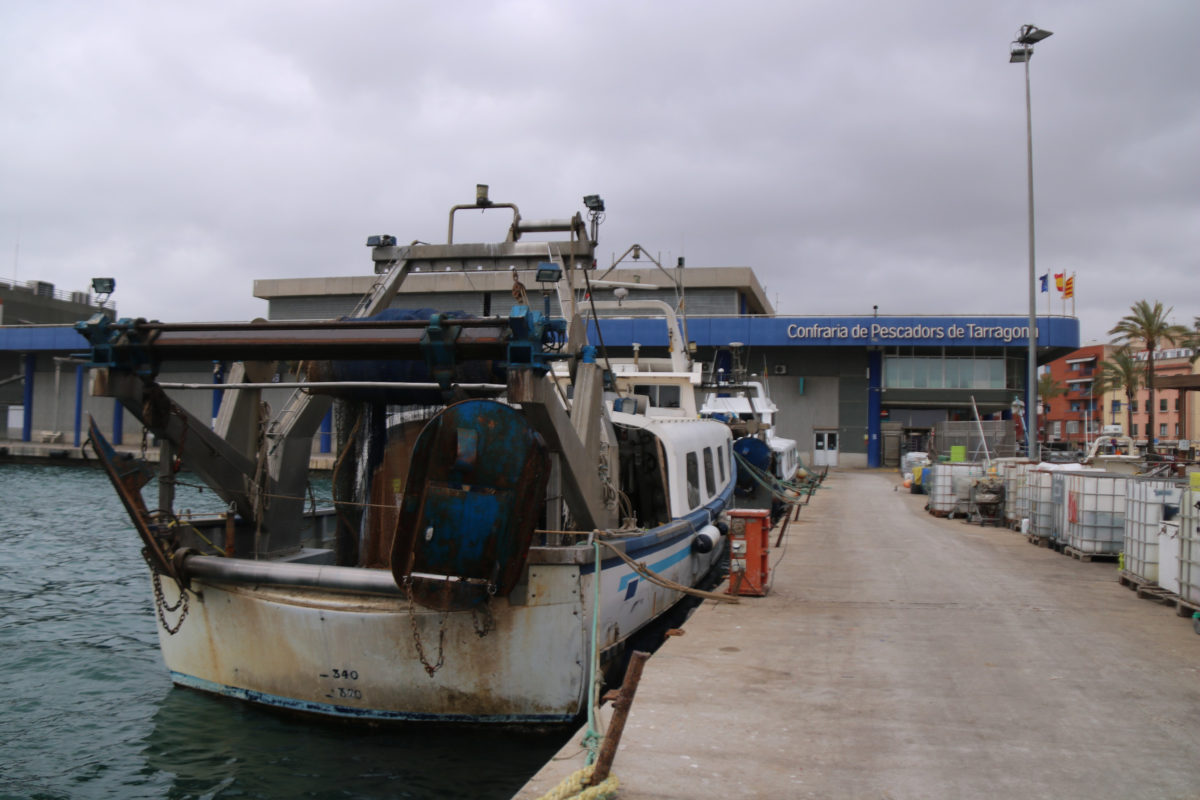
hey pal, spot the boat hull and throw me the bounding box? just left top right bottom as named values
left=156, top=572, right=587, bottom=723
left=153, top=519, right=725, bottom=723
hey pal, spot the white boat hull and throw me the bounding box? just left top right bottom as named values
left=154, top=522, right=724, bottom=723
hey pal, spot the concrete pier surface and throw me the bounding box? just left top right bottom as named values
left=515, top=470, right=1200, bottom=800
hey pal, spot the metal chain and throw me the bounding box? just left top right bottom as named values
left=472, top=600, right=494, bottom=638
left=150, top=565, right=189, bottom=636
left=406, top=581, right=446, bottom=677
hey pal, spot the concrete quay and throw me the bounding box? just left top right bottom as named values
left=515, top=470, right=1200, bottom=800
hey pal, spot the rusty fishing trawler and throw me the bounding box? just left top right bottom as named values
left=77, top=189, right=733, bottom=723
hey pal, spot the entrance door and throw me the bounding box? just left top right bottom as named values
left=813, top=430, right=839, bottom=467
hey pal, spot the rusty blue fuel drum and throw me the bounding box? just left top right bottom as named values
left=390, top=399, right=550, bottom=611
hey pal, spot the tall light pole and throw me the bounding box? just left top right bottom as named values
left=1010, top=23, right=1053, bottom=459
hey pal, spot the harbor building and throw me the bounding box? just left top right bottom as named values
left=253, top=266, right=1080, bottom=468
left=1, top=278, right=116, bottom=446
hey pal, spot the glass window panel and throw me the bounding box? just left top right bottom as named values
left=686, top=452, right=700, bottom=509
left=703, top=447, right=716, bottom=497
left=944, top=359, right=959, bottom=389
left=913, top=359, right=928, bottom=388
left=973, top=359, right=990, bottom=387
left=990, top=359, right=1004, bottom=388
left=928, top=358, right=944, bottom=388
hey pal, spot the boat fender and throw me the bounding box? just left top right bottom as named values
left=693, top=524, right=723, bottom=554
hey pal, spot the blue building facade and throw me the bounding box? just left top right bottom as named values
left=594, top=314, right=1080, bottom=468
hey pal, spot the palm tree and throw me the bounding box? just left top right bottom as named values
left=1092, top=346, right=1144, bottom=441
left=1108, top=300, right=1188, bottom=454
left=1036, top=372, right=1065, bottom=451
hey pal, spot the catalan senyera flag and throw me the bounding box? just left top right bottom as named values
left=1063, top=275, right=1075, bottom=299
left=1054, top=272, right=1066, bottom=292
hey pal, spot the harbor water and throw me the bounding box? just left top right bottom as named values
left=0, top=462, right=569, bottom=799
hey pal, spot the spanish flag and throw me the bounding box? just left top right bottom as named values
left=1054, top=272, right=1066, bottom=292
left=1063, top=275, right=1075, bottom=299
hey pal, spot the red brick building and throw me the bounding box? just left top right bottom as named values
left=1041, top=344, right=1109, bottom=449
left=1042, top=343, right=1198, bottom=451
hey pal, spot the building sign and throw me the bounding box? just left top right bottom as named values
left=786, top=321, right=1033, bottom=344
left=594, top=315, right=1079, bottom=350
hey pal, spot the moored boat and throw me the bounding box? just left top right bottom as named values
left=77, top=190, right=734, bottom=723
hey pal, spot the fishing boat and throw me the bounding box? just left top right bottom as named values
left=77, top=190, right=734, bottom=724
left=700, top=348, right=800, bottom=521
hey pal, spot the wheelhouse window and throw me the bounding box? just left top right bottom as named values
left=686, top=452, right=700, bottom=509
left=702, top=447, right=716, bottom=498
left=634, top=384, right=681, bottom=409
left=717, top=445, right=726, bottom=483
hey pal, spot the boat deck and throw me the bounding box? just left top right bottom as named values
left=514, top=469, right=1200, bottom=799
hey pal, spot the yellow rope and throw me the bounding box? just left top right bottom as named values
left=534, top=765, right=620, bottom=800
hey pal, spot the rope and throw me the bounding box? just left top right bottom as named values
left=581, top=542, right=605, bottom=764
left=534, top=765, right=619, bottom=800
left=534, top=545, right=619, bottom=800
left=734, top=451, right=820, bottom=503
left=597, top=539, right=739, bottom=604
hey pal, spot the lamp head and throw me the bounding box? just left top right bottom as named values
left=1017, top=25, right=1053, bottom=45
left=1009, top=45, right=1031, bottom=63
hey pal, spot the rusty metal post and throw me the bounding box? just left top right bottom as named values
left=589, top=650, right=650, bottom=786
left=775, top=511, right=792, bottom=548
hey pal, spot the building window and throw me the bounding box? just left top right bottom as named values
left=1112, top=400, right=1122, bottom=413
left=1052, top=421, right=1061, bottom=438
left=1176, top=397, right=1181, bottom=411
left=1175, top=423, right=1181, bottom=437
left=1131, top=423, right=1138, bottom=436
left=1160, top=398, right=1168, bottom=412
left=1159, top=423, right=1168, bottom=437
left=1066, top=421, right=1079, bottom=435
left=1131, top=400, right=1138, bottom=413
left=883, top=356, right=1009, bottom=390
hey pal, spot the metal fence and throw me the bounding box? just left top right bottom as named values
left=930, top=420, right=1018, bottom=460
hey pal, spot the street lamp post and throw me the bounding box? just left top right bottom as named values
left=1010, top=23, right=1053, bottom=460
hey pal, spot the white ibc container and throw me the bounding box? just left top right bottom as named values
left=1064, top=472, right=1130, bottom=554
left=927, top=463, right=984, bottom=516
left=1179, top=488, right=1200, bottom=606
left=1159, top=520, right=1182, bottom=596
left=1050, top=472, right=1072, bottom=542
left=1028, top=469, right=1056, bottom=537
left=1003, top=461, right=1035, bottom=525
left=1123, top=478, right=1184, bottom=584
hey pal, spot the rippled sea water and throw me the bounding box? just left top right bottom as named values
left=0, top=463, right=567, bottom=799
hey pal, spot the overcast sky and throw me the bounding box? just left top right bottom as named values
left=3, top=1, right=1197, bottom=343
